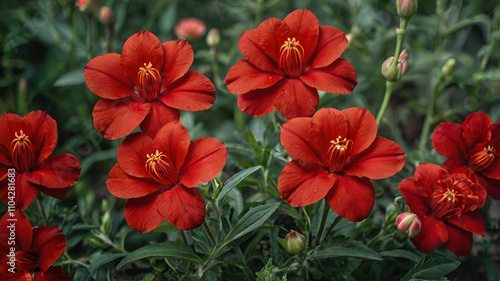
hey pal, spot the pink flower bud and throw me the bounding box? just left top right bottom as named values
left=396, top=212, right=421, bottom=238
left=75, top=0, right=98, bottom=13
left=206, top=28, right=221, bottom=47
left=174, top=18, right=207, bottom=41
left=397, top=0, right=417, bottom=19
left=99, top=6, right=115, bottom=26
left=381, top=49, right=409, bottom=81
left=285, top=230, right=306, bottom=255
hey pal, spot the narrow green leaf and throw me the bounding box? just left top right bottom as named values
left=310, top=238, right=382, bottom=261
left=115, top=241, right=204, bottom=270
left=54, top=69, right=85, bottom=87
left=216, top=166, right=262, bottom=206
left=379, top=249, right=422, bottom=263
left=88, top=252, right=127, bottom=274
left=417, top=257, right=461, bottom=279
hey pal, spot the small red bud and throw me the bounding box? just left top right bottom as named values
left=397, top=0, right=417, bottom=19
left=396, top=212, right=421, bottom=238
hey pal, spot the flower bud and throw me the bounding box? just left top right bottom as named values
left=397, top=0, right=417, bottom=19
left=381, top=49, right=409, bottom=82
left=396, top=212, right=421, bottom=238
left=99, top=6, right=115, bottom=26
left=285, top=230, right=306, bottom=255
left=174, top=18, right=207, bottom=41
left=206, top=28, right=221, bottom=47
left=75, top=0, right=98, bottom=13
left=441, top=58, right=456, bottom=76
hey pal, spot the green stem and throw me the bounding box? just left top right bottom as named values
left=314, top=200, right=330, bottom=247
left=375, top=81, right=395, bottom=124
left=37, top=196, right=48, bottom=226
left=86, top=12, right=92, bottom=60
left=203, top=220, right=216, bottom=245
left=419, top=74, right=443, bottom=151
left=181, top=230, right=189, bottom=245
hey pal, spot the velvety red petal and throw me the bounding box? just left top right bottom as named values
left=161, top=39, right=194, bottom=87
left=309, top=108, right=349, bottom=164
left=283, top=9, right=319, bottom=65
left=462, top=111, right=491, bottom=150
left=31, top=226, right=66, bottom=271
left=156, top=185, right=205, bottom=230
left=410, top=214, right=448, bottom=253
left=0, top=211, right=32, bottom=251
left=36, top=185, right=69, bottom=200
left=432, top=122, right=467, bottom=161
left=482, top=157, right=500, bottom=180
left=237, top=87, right=277, bottom=117
left=107, top=163, right=160, bottom=198
left=139, top=101, right=180, bottom=139
left=153, top=122, right=190, bottom=172
left=179, top=137, right=227, bottom=187
left=92, top=97, right=150, bottom=140
left=84, top=53, right=135, bottom=99
left=160, top=70, right=216, bottom=111
left=239, top=28, right=279, bottom=72
left=256, top=18, right=291, bottom=70
left=414, top=163, right=449, bottom=199
left=278, top=161, right=335, bottom=207
left=447, top=211, right=485, bottom=235
left=345, top=137, right=406, bottom=180
left=272, top=78, right=318, bottom=118
left=444, top=224, right=473, bottom=256
left=124, top=192, right=164, bottom=233
left=25, top=154, right=80, bottom=188
left=310, top=25, right=348, bottom=69
left=325, top=174, right=374, bottom=222
left=117, top=132, right=152, bottom=178
left=35, top=266, right=71, bottom=281
left=342, top=107, right=377, bottom=156
left=225, top=60, right=283, bottom=94
left=24, top=111, right=58, bottom=164
left=300, top=59, right=357, bottom=94
left=0, top=113, right=32, bottom=164
left=280, top=117, right=323, bottom=165
left=398, top=178, right=432, bottom=214
left=0, top=172, right=39, bottom=210
left=476, top=174, right=500, bottom=199
left=120, top=31, right=164, bottom=84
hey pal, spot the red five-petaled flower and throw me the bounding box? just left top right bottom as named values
left=84, top=30, right=216, bottom=140
left=432, top=111, right=500, bottom=199
left=224, top=9, right=357, bottom=119
left=0, top=211, right=70, bottom=280
left=0, top=111, right=81, bottom=210
left=398, top=163, right=486, bottom=256
left=278, top=107, right=406, bottom=221
left=107, top=121, right=227, bottom=232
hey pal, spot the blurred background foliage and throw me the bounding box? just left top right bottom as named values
left=1, top=0, right=499, bottom=280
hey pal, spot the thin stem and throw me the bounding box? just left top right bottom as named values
left=203, top=220, right=216, bottom=245
left=37, top=196, right=48, bottom=226
left=419, top=74, right=443, bottom=151
left=314, top=200, right=330, bottom=247
left=181, top=230, right=189, bottom=245
left=376, top=81, right=395, bottom=124
left=86, top=12, right=92, bottom=60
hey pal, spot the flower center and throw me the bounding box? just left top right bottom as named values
left=11, top=130, right=35, bottom=172
left=468, top=145, right=496, bottom=172
left=145, top=150, right=177, bottom=185
left=326, top=136, right=353, bottom=172
left=137, top=62, right=161, bottom=101
left=279, top=37, right=305, bottom=77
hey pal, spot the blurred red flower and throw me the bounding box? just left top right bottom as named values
left=106, top=121, right=227, bottom=232
left=0, top=211, right=70, bottom=280
left=432, top=111, right=500, bottom=199
left=225, top=9, right=357, bottom=118
left=278, top=107, right=406, bottom=221
left=0, top=111, right=81, bottom=210
left=398, top=163, right=486, bottom=256
left=174, top=18, right=207, bottom=41
left=84, top=30, right=216, bottom=139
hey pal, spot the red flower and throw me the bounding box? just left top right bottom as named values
left=278, top=107, right=406, bottom=221
left=84, top=30, right=216, bottom=140
left=0, top=211, right=70, bottom=280
left=174, top=18, right=207, bottom=41
left=224, top=9, right=357, bottom=118
left=0, top=111, right=81, bottom=210
left=398, top=163, right=486, bottom=256
left=107, top=121, right=227, bottom=232
left=432, top=111, right=500, bottom=199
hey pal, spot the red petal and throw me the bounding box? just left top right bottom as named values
left=325, top=174, right=374, bottom=221
left=35, top=266, right=71, bottom=281
left=432, top=122, right=467, bottom=161
left=278, top=161, right=335, bottom=207
left=0, top=211, right=32, bottom=251
left=25, top=154, right=81, bottom=188
left=139, top=101, right=180, bottom=139
left=1, top=172, right=39, bottom=210
left=117, top=132, right=153, bottom=178
left=124, top=192, right=164, bottom=233
left=462, top=111, right=491, bottom=150
left=237, top=87, right=277, bottom=117
left=476, top=174, right=500, bottom=199
left=447, top=211, right=485, bottom=235
left=410, top=214, right=447, bottom=253
left=342, top=107, right=377, bottom=156
left=310, top=26, right=348, bottom=69
left=414, top=163, right=449, bottom=198
left=32, top=225, right=66, bottom=271
left=444, top=224, right=472, bottom=256
left=225, top=60, right=283, bottom=94
left=283, top=9, right=319, bottom=65
left=0, top=113, right=32, bottom=164
left=161, top=39, right=194, bottom=87
left=309, top=108, right=349, bottom=163
left=120, top=31, right=164, bottom=84
left=398, top=178, right=432, bottom=214
left=272, top=78, right=318, bottom=118
left=179, top=137, right=227, bottom=187
left=280, top=117, right=323, bottom=165
left=156, top=185, right=205, bottom=230
left=255, top=18, right=290, bottom=71
left=36, top=185, right=70, bottom=200
left=24, top=111, right=58, bottom=164
left=160, top=70, right=216, bottom=111
left=345, top=137, right=405, bottom=180
left=107, top=164, right=160, bottom=198
left=84, top=53, right=135, bottom=99
left=92, top=97, right=150, bottom=140
left=153, top=122, right=190, bottom=172
left=300, top=58, right=357, bottom=94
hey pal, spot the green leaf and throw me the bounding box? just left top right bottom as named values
left=379, top=249, right=422, bottom=263
left=400, top=255, right=460, bottom=281
left=216, top=166, right=262, bottom=206
left=54, top=69, right=85, bottom=87
left=222, top=202, right=280, bottom=246
left=310, top=237, right=382, bottom=261
left=115, top=241, right=204, bottom=270
left=88, top=252, right=127, bottom=274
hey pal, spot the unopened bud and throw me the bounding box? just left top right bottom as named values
left=99, top=6, right=115, bottom=26
left=441, top=58, right=456, bottom=76
left=381, top=49, right=409, bottom=82
left=75, top=0, right=97, bottom=13
left=174, top=18, right=207, bottom=41
left=397, top=0, right=417, bottom=19
left=396, top=212, right=421, bottom=238
left=206, top=28, right=221, bottom=47
left=285, top=230, right=306, bottom=255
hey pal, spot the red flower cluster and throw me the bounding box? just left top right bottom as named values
left=225, top=9, right=357, bottom=118
left=278, top=107, right=406, bottom=221
left=0, top=211, right=70, bottom=280
left=0, top=111, right=81, bottom=210
left=84, top=30, right=216, bottom=139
